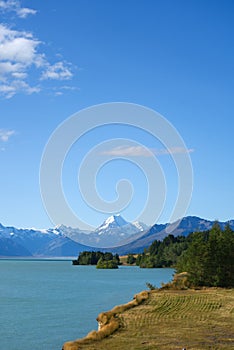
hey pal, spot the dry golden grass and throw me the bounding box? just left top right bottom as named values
left=62, top=291, right=149, bottom=350
left=66, top=288, right=234, bottom=350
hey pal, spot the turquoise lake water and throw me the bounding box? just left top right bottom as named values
left=0, top=260, right=173, bottom=350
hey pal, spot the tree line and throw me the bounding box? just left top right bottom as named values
left=72, top=223, right=234, bottom=286
left=134, top=222, right=234, bottom=287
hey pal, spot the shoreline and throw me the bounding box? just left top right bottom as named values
left=0, top=257, right=74, bottom=261
left=62, top=287, right=234, bottom=350
left=62, top=290, right=150, bottom=350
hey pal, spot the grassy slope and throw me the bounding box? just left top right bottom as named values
left=77, top=289, right=234, bottom=350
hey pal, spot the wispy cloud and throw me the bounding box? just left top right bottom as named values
left=41, top=62, right=73, bottom=81
left=0, top=80, right=40, bottom=98
left=156, top=146, right=194, bottom=155
left=0, top=128, right=15, bottom=142
left=0, top=0, right=36, bottom=18
left=0, top=1, right=76, bottom=98
left=101, top=145, right=194, bottom=157
left=101, top=146, right=152, bottom=157
left=52, top=85, right=79, bottom=96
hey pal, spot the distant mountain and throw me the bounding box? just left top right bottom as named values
left=53, top=225, right=92, bottom=245
left=36, top=236, right=97, bottom=257
left=96, top=214, right=129, bottom=230
left=0, top=237, right=32, bottom=257
left=0, top=223, right=99, bottom=257
left=0, top=216, right=233, bottom=257
left=0, top=215, right=147, bottom=256
left=56, top=215, right=148, bottom=248
left=92, top=215, right=148, bottom=247
left=111, top=216, right=234, bottom=255
left=0, top=223, right=55, bottom=256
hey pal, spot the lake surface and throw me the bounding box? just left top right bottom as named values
left=0, top=260, right=173, bottom=350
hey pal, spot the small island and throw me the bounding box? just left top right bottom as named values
left=72, top=251, right=120, bottom=269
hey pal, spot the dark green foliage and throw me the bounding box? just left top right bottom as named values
left=136, top=235, right=188, bottom=268
left=96, top=258, right=118, bottom=269
left=136, top=223, right=234, bottom=287
left=176, top=224, right=234, bottom=287
left=72, top=251, right=120, bottom=266
left=103, top=252, right=114, bottom=261
left=96, top=252, right=120, bottom=268
left=112, top=253, right=121, bottom=265
left=127, top=254, right=136, bottom=264
left=135, top=252, right=145, bottom=266
left=72, top=224, right=234, bottom=287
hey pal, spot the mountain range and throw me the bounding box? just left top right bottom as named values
left=55, top=215, right=148, bottom=248
left=0, top=215, right=233, bottom=257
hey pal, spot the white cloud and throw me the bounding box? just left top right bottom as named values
left=16, top=7, right=36, bottom=18
left=52, top=85, right=79, bottom=96
left=59, top=85, right=78, bottom=91
left=0, top=80, right=40, bottom=98
left=0, top=1, right=76, bottom=98
left=0, top=129, right=15, bottom=142
left=0, top=61, right=25, bottom=76
left=0, top=23, right=74, bottom=98
left=41, top=62, right=73, bottom=81
left=54, top=91, right=63, bottom=96
left=0, top=24, right=43, bottom=97
left=0, top=25, right=43, bottom=65
left=101, top=145, right=194, bottom=157
left=11, top=71, right=27, bottom=79
left=0, top=0, right=36, bottom=18
left=0, top=83, right=16, bottom=98
left=157, top=146, right=194, bottom=155
left=101, top=145, right=152, bottom=157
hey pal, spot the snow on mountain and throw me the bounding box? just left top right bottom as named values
left=53, top=225, right=92, bottom=245
left=54, top=224, right=91, bottom=235
left=132, top=221, right=149, bottom=231
left=95, top=214, right=147, bottom=233
left=87, top=215, right=149, bottom=247
left=1, top=216, right=234, bottom=257
left=0, top=223, right=57, bottom=256
left=0, top=224, right=54, bottom=239
left=96, top=214, right=129, bottom=231
left=49, top=215, right=144, bottom=249
left=0, top=215, right=149, bottom=255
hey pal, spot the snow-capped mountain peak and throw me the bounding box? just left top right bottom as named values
left=93, top=215, right=148, bottom=246
left=97, top=214, right=129, bottom=231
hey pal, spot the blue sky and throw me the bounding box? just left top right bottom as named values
left=0, top=0, right=234, bottom=229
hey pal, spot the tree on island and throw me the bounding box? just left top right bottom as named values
left=73, top=251, right=103, bottom=265
left=96, top=258, right=119, bottom=269
left=72, top=251, right=120, bottom=269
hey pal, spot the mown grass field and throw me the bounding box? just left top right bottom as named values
left=75, top=288, right=234, bottom=350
